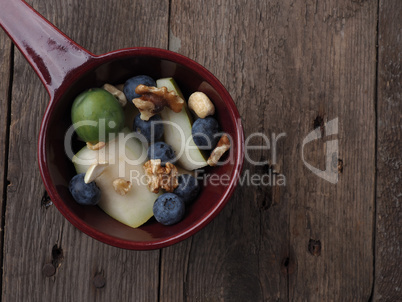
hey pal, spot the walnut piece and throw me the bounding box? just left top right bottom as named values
left=143, top=159, right=179, bottom=193
left=113, top=179, right=132, bottom=196
left=87, top=141, right=106, bottom=150
left=207, top=134, right=231, bottom=166
left=133, top=85, right=185, bottom=120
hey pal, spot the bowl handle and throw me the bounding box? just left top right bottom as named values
left=0, top=0, right=94, bottom=97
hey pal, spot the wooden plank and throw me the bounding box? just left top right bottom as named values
left=161, top=0, right=292, bottom=300
left=0, top=28, right=12, bottom=289
left=373, top=0, right=402, bottom=300
left=286, top=0, right=376, bottom=300
left=161, top=0, right=377, bottom=301
left=2, top=0, right=168, bottom=301
left=0, top=32, right=12, bottom=190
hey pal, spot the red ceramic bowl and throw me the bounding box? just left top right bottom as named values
left=0, top=0, right=244, bottom=250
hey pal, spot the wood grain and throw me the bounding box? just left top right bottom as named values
left=0, top=32, right=12, bottom=193
left=1, top=0, right=401, bottom=301
left=286, top=1, right=376, bottom=300
left=2, top=0, right=168, bottom=301
left=161, top=0, right=377, bottom=301
left=374, top=0, right=402, bottom=300
left=163, top=1, right=291, bottom=300
left=0, top=28, right=12, bottom=292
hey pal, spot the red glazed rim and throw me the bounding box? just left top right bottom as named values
left=38, top=48, right=245, bottom=250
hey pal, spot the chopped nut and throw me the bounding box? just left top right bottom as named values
left=87, top=141, right=106, bottom=150
left=143, top=159, right=179, bottom=193
left=188, top=92, right=215, bottom=118
left=84, top=161, right=109, bottom=183
left=133, top=85, right=185, bottom=120
left=207, top=134, right=231, bottom=166
left=103, top=83, right=127, bottom=107
left=113, top=179, right=132, bottom=196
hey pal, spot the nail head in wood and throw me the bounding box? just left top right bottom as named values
left=42, top=263, right=56, bottom=277
left=93, top=274, right=106, bottom=288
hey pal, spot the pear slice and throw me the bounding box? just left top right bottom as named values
left=73, top=128, right=159, bottom=228
left=156, top=78, right=208, bottom=170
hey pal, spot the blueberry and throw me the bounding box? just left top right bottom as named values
left=153, top=193, right=185, bottom=225
left=173, top=174, right=200, bottom=205
left=191, top=116, right=220, bottom=150
left=69, top=173, right=101, bottom=206
left=147, top=142, right=176, bottom=165
left=133, top=114, right=164, bottom=143
left=123, top=75, right=156, bottom=101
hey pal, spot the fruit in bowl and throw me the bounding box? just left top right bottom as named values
left=71, top=88, right=125, bottom=144
left=69, top=76, right=233, bottom=230
left=36, top=48, right=244, bottom=250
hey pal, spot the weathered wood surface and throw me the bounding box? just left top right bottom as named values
left=162, top=0, right=378, bottom=301
left=0, top=28, right=12, bottom=290
left=0, top=0, right=400, bottom=301
left=2, top=0, right=168, bottom=301
left=374, top=0, right=402, bottom=300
